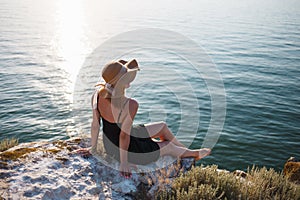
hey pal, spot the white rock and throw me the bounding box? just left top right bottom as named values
left=0, top=137, right=198, bottom=199
left=111, top=179, right=137, bottom=194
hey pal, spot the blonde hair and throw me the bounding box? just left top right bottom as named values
left=97, top=83, right=125, bottom=100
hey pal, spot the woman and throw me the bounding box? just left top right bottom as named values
left=88, top=59, right=211, bottom=178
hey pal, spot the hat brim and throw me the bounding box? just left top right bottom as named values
left=118, top=59, right=140, bottom=71
left=119, top=59, right=139, bottom=84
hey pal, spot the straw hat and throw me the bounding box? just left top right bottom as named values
left=97, top=59, right=140, bottom=87
left=92, top=59, right=139, bottom=109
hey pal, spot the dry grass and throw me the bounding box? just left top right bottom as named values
left=0, top=138, right=18, bottom=152
left=157, top=165, right=300, bottom=200
left=0, top=147, right=38, bottom=161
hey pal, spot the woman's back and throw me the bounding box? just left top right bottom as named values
left=97, top=96, right=128, bottom=124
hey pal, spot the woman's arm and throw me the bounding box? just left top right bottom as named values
left=74, top=94, right=100, bottom=156
left=90, top=94, right=101, bottom=153
left=119, top=131, right=130, bottom=163
left=119, top=99, right=138, bottom=177
left=90, top=109, right=100, bottom=151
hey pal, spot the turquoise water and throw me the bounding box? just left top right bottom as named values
left=1, top=0, right=299, bottom=171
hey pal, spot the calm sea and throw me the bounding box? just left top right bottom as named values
left=1, top=0, right=299, bottom=171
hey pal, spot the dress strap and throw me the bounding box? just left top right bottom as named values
left=117, top=98, right=130, bottom=123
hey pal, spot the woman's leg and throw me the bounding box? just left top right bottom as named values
left=157, top=141, right=211, bottom=160
left=145, top=121, right=186, bottom=147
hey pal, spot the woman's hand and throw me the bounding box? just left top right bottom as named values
left=74, top=146, right=96, bottom=158
left=119, top=162, right=137, bottom=178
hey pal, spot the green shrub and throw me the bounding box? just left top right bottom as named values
left=157, top=165, right=300, bottom=200
left=0, top=138, right=18, bottom=152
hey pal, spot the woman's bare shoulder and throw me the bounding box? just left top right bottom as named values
left=128, top=98, right=138, bottom=107
left=127, top=98, right=139, bottom=115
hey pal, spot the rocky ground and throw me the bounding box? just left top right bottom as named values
left=1, top=137, right=298, bottom=200
left=283, top=157, right=300, bottom=185
left=0, top=137, right=195, bottom=200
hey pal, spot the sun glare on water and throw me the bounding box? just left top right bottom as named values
left=52, top=0, right=89, bottom=103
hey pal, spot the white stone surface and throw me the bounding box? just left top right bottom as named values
left=0, top=137, right=195, bottom=199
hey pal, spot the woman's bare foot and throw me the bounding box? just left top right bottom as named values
left=195, top=148, right=211, bottom=160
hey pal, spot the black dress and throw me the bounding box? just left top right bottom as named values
left=100, top=99, right=160, bottom=165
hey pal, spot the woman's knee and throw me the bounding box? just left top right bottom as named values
left=155, top=121, right=167, bottom=129
left=160, top=121, right=168, bottom=132
left=145, top=121, right=167, bottom=135
left=156, top=121, right=168, bottom=136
